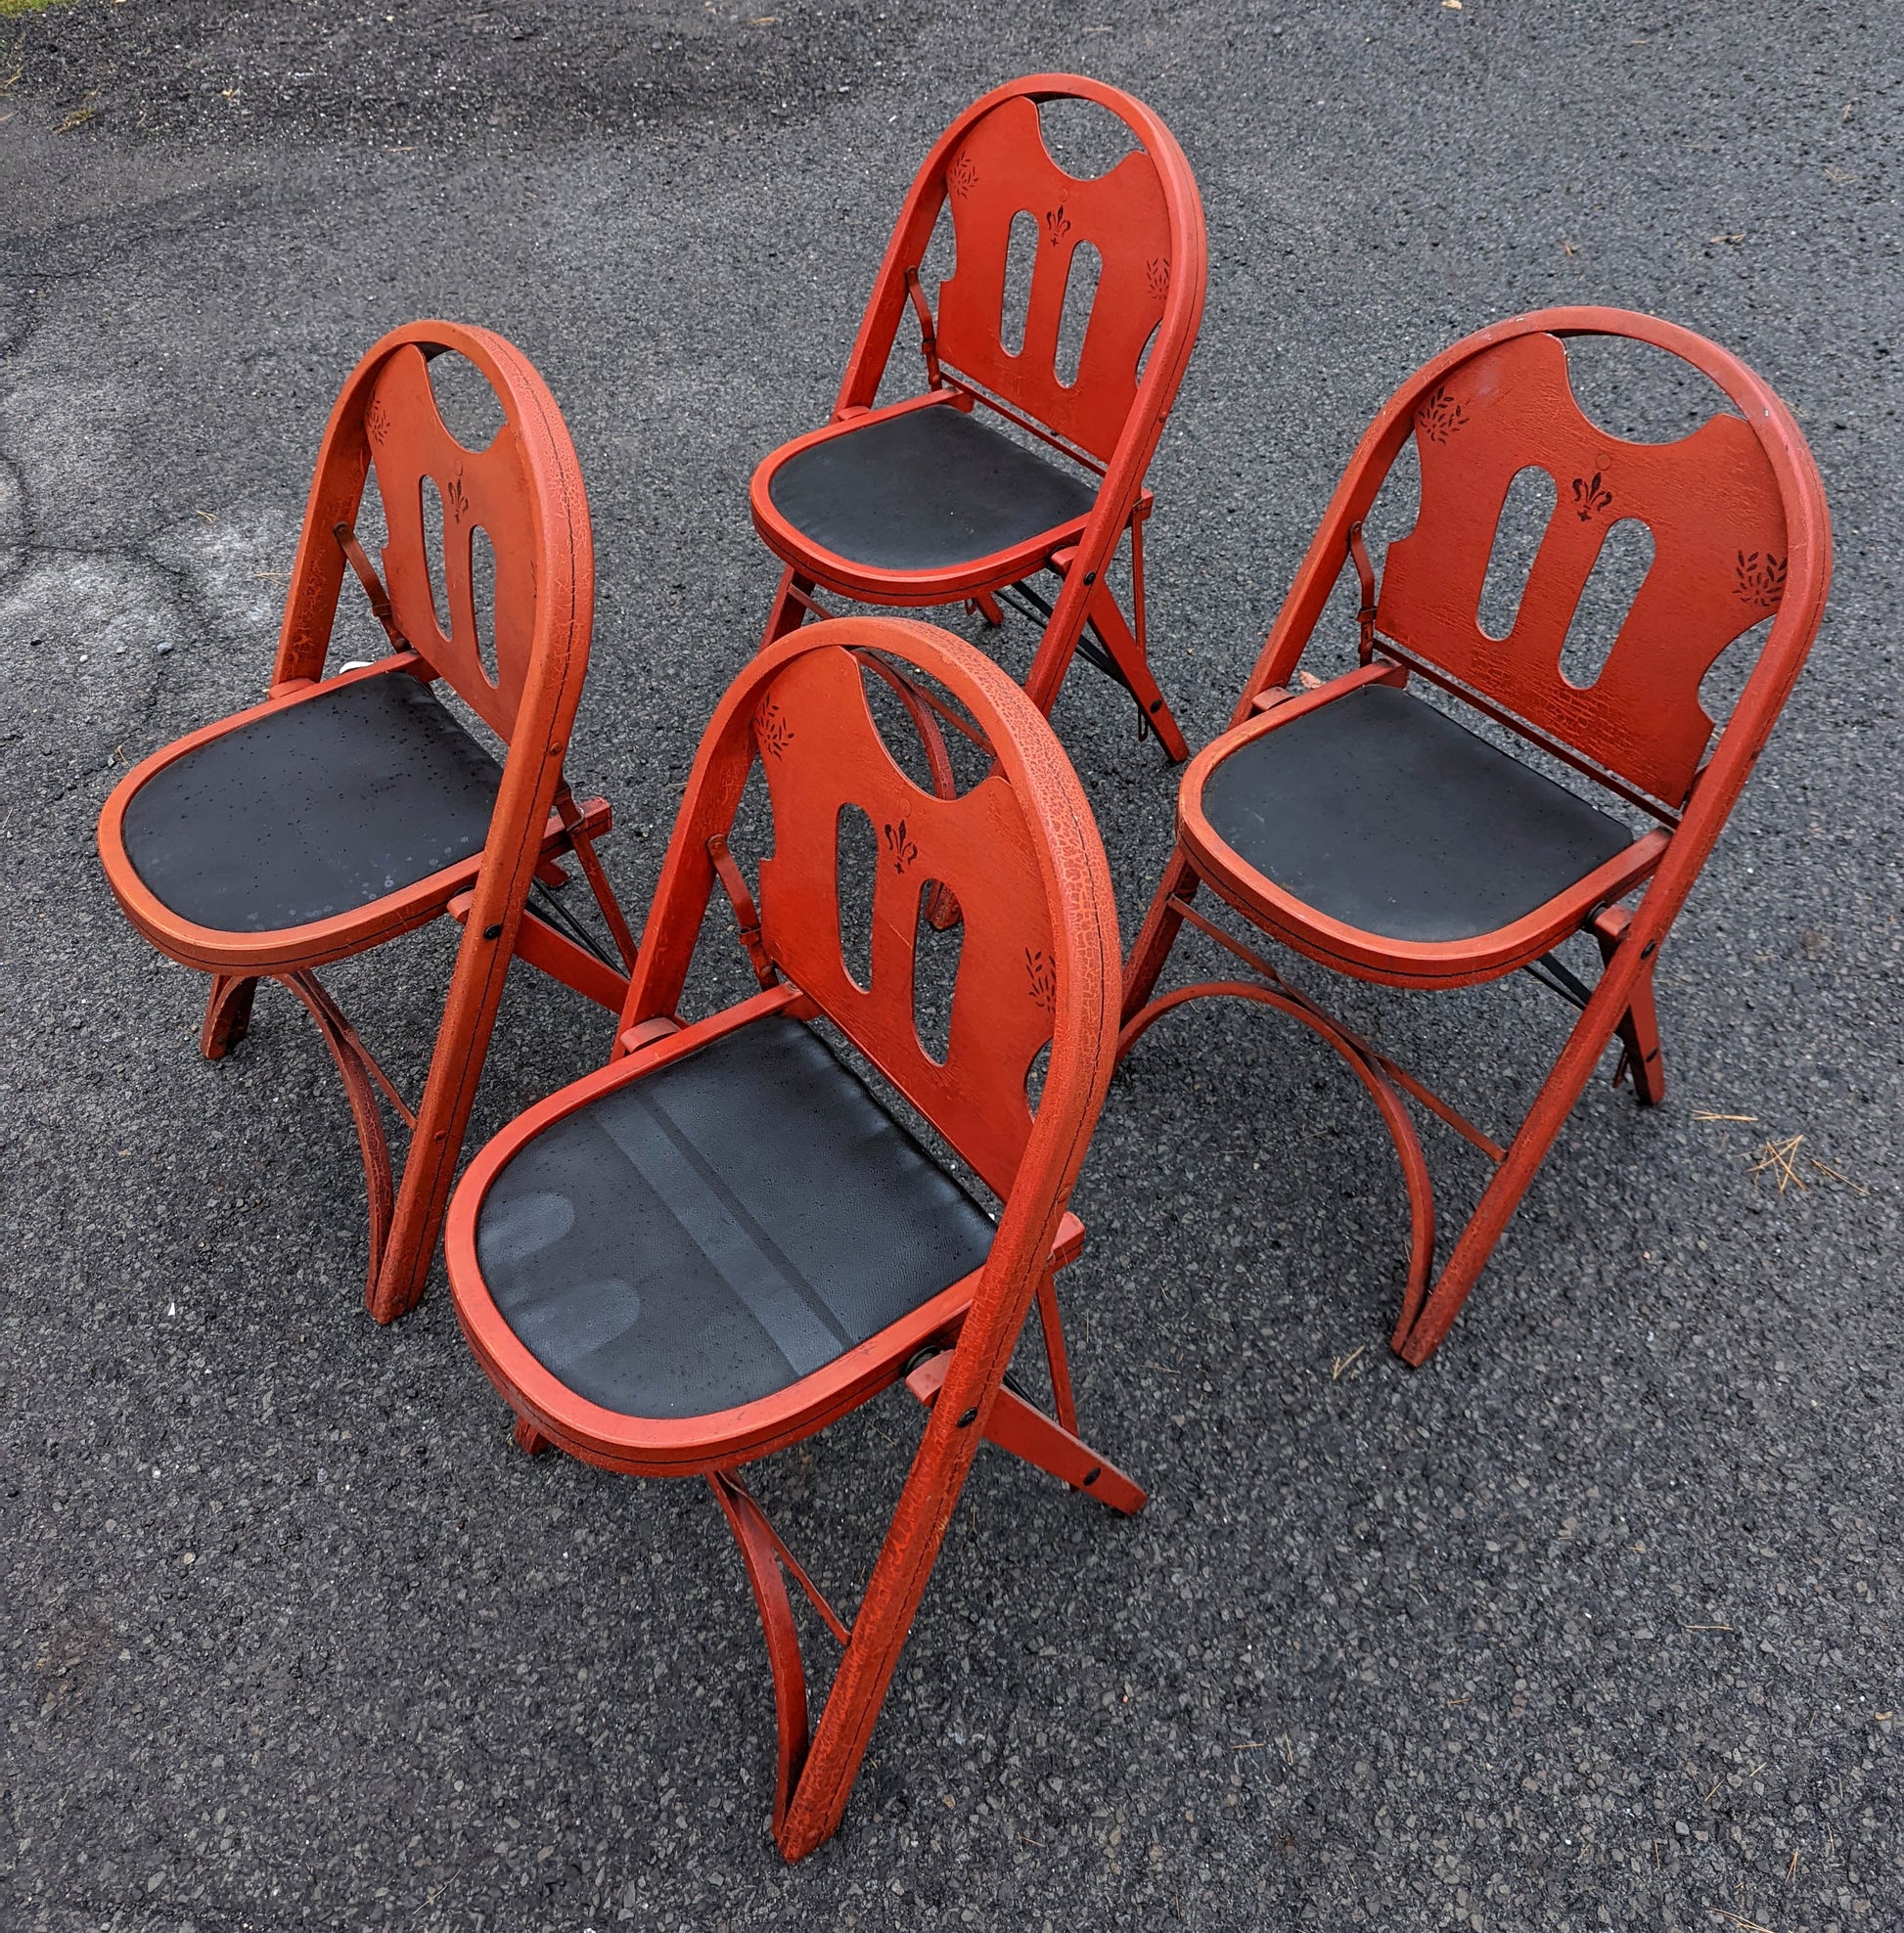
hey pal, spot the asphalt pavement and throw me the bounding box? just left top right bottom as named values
left=1, top=1, right=1899, bottom=1928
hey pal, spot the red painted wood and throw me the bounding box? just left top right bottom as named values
left=748, top=74, right=1207, bottom=759
left=1378, top=330, right=1789, bottom=807
left=749, top=646, right=1056, bottom=1197
left=98, top=322, right=626, bottom=1325
left=1123, top=308, right=1832, bottom=1362
left=445, top=616, right=1132, bottom=1860
left=334, top=341, right=544, bottom=741
left=932, top=93, right=1174, bottom=466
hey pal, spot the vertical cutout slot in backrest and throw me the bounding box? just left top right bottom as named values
left=1559, top=517, right=1655, bottom=690
left=1476, top=466, right=1558, bottom=642
left=998, top=210, right=1038, bottom=358
left=470, top=523, right=499, bottom=687
left=836, top=802, right=879, bottom=992
left=1054, top=241, right=1102, bottom=388
left=419, top=474, right=451, bottom=643
left=910, top=877, right=963, bottom=1064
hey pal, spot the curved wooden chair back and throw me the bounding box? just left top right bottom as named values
left=750, top=650, right=1059, bottom=1196
left=274, top=322, right=590, bottom=749
left=276, top=321, right=596, bottom=1323
left=839, top=74, right=1206, bottom=471
left=1244, top=309, right=1831, bottom=823
left=623, top=616, right=1115, bottom=1202
left=932, top=91, right=1181, bottom=463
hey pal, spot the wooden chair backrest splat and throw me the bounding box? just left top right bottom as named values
left=934, top=92, right=1177, bottom=466
left=621, top=619, right=1121, bottom=1207
left=277, top=331, right=581, bottom=746
left=750, top=648, right=1057, bottom=1197
left=1376, top=329, right=1791, bottom=807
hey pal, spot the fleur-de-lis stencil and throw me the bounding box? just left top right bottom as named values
left=1570, top=472, right=1613, bottom=521
left=756, top=698, right=793, bottom=760
left=1415, top=385, right=1468, bottom=444
left=443, top=471, right=471, bottom=523
left=1042, top=204, right=1071, bottom=247
left=1025, top=946, right=1058, bottom=1014
left=1735, top=549, right=1787, bottom=610
left=365, top=398, right=392, bottom=446
left=883, top=818, right=918, bottom=875
left=947, top=152, right=977, bottom=200
left=1145, top=256, right=1171, bottom=300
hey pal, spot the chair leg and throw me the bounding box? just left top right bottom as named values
left=904, top=1351, right=1145, bottom=1515
left=967, top=591, right=1005, bottom=627
left=779, top=1306, right=1071, bottom=1859
left=1033, top=1267, right=1077, bottom=1436
left=1020, top=526, right=1187, bottom=759
left=709, top=1471, right=812, bottom=1838
left=1595, top=921, right=1666, bottom=1107
left=369, top=1040, right=497, bottom=1323
left=1397, top=982, right=1639, bottom=1366
left=199, top=907, right=533, bottom=1326
left=199, top=973, right=259, bottom=1059
left=512, top=1414, right=553, bottom=1456
left=1081, top=580, right=1190, bottom=762
left=1118, top=849, right=1199, bottom=1040
left=274, top=970, right=397, bottom=1310
left=762, top=565, right=815, bottom=649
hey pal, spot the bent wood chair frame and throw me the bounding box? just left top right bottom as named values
left=750, top=72, right=1208, bottom=760
left=446, top=616, right=1132, bottom=1860
left=98, top=322, right=636, bottom=1324
left=1120, top=306, right=1831, bottom=1363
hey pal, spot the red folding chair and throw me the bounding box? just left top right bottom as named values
left=98, top=322, right=637, bottom=1325
left=444, top=614, right=1136, bottom=1859
left=749, top=73, right=1207, bottom=760
left=1119, top=307, right=1831, bottom=1363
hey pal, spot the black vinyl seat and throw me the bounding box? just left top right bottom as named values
left=474, top=1014, right=998, bottom=1420
left=765, top=403, right=1098, bottom=573
left=1199, top=684, right=1638, bottom=943
left=118, top=671, right=502, bottom=933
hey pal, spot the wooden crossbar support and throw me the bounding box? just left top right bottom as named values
left=904, top=1347, right=1145, bottom=1515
